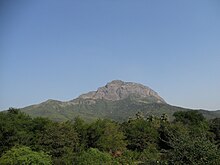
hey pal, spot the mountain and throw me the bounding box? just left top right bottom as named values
left=77, top=80, right=165, bottom=103
left=21, top=80, right=220, bottom=122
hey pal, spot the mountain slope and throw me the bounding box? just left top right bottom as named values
left=21, top=80, right=220, bottom=122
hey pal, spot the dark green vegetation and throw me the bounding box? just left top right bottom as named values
left=21, top=98, right=220, bottom=122
left=1, top=108, right=220, bottom=164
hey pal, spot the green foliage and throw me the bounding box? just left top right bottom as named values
left=158, top=121, right=189, bottom=150
left=209, top=118, right=220, bottom=148
left=116, top=146, right=161, bottom=165
left=87, top=119, right=126, bottom=153
left=0, top=109, right=34, bottom=156
left=0, top=146, right=52, bottom=165
left=123, top=117, right=159, bottom=151
left=8, top=107, right=20, bottom=114
left=173, top=110, right=206, bottom=125
left=167, top=132, right=220, bottom=165
left=173, top=110, right=210, bottom=139
left=76, top=148, right=116, bottom=165
left=138, top=144, right=161, bottom=164
left=1, top=109, right=220, bottom=164
left=116, top=150, right=139, bottom=164
left=73, top=116, right=89, bottom=151
left=0, top=109, right=79, bottom=164
left=35, top=121, right=79, bottom=164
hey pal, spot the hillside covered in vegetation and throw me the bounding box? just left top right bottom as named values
left=21, top=80, right=220, bottom=122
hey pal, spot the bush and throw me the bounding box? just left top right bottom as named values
left=76, top=148, right=116, bottom=165
left=0, top=146, right=52, bottom=165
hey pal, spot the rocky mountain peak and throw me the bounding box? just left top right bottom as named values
left=78, top=80, right=166, bottom=103
left=106, top=80, right=125, bottom=86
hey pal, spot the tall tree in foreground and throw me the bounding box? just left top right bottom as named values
left=35, top=121, right=79, bottom=164
left=122, top=117, right=159, bottom=151
left=0, top=108, right=34, bottom=156
left=87, top=119, right=126, bottom=153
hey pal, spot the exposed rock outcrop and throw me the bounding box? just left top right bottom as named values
left=78, top=80, right=166, bottom=103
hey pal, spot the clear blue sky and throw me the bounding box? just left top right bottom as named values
left=1, top=0, right=220, bottom=110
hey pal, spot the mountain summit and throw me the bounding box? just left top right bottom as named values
left=20, top=80, right=220, bottom=122
left=78, top=80, right=166, bottom=103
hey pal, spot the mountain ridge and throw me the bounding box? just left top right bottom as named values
left=20, top=80, right=220, bottom=122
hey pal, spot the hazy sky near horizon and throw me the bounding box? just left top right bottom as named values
left=1, top=0, right=220, bottom=110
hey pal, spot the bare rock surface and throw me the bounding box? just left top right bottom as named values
left=78, top=80, right=166, bottom=103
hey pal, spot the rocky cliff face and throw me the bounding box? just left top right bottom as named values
left=78, top=80, right=166, bottom=103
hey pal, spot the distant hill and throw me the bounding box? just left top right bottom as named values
left=21, top=80, right=220, bottom=122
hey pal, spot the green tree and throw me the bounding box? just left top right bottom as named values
left=209, top=118, right=220, bottom=148
left=8, top=107, right=20, bottom=114
left=76, top=148, right=116, bottom=165
left=73, top=117, right=89, bottom=151
left=123, top=118, right=159, bottom=151
left=87, top=119, right=126, bottom=153
left=138, top=144, right=161, bottom=164
left=173, top=110, right=206, bottom=126
left=35, top=121, right=79, bottom=164
left=0, top=146, right=52, bottom=165
left=167, top=133, right=220, bottom=165
left=173, top=110, right=209, bottom=137
left=0, top=109, right=34, bottom=156
left=158, top=121, right=188, bottom=150
left=116, top=150, right=139, bottom=165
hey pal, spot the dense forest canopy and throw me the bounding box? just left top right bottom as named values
left=0, top=108, right=219, bottom=164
